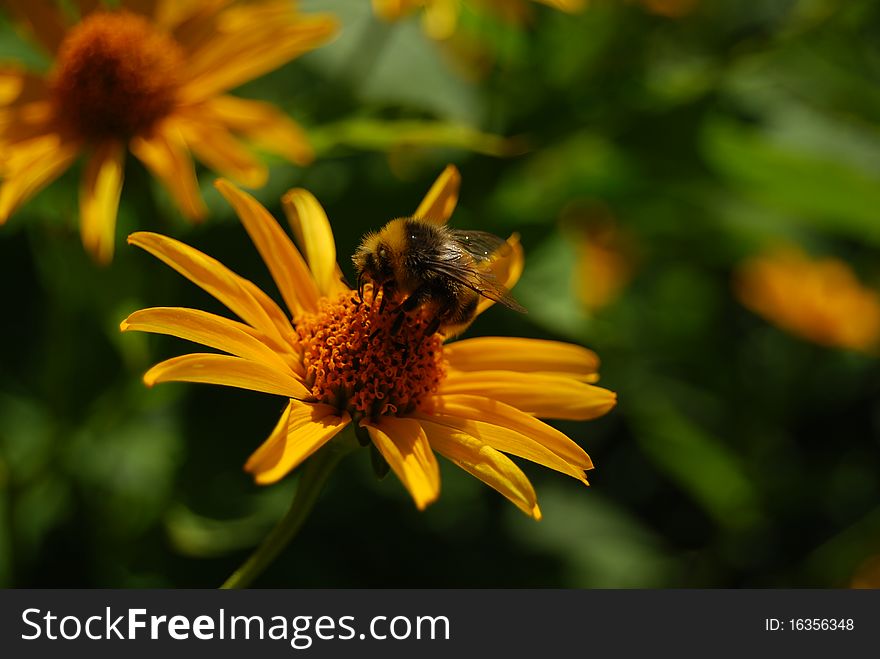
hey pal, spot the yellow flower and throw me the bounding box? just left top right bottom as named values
left=372, top=0, right=585, bottom=41
left=569, top=209, right=633, bottom=312
left=734, top=245, right=880, bottom=354
left=0, top=0, right=337, bottom=263
left=120, top=166, right=616, bottom=518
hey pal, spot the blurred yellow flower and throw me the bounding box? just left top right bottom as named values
left=373, top=0, right=585, bottom=40
left=120, top=166, right=616, bottom=517
left=734, top=245, right=880, bottom=354
left=0, top=1, right=337, bottom=263
left=570, top=212, right=633, bottom=311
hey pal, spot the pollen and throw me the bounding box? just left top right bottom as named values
left=49, top=11, right=184, bottom=139
left=297, top=286, right=446, bottom=420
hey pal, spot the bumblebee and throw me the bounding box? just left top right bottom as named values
left=353, top=216, right=526, bottom=336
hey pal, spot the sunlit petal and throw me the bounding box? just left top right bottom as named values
left=420, top=419, right=540, bottom=518
left=414, top=164, right=460, bottom=224
left=144, top=353, right=309, bottom=398
left=121, top=306, right=296, bottom=373
left=246, top=401, right=350, bottom=485
left=440, top=371, right=617, bottom=420
left=425, top=394, right=594, bottom=470
left=127, top=231, right=294, bottom=349
left=282, top=188, right=346, bottom=297
left=79, top=140, right=125, bottom=264
left=445, top=337, right=600, bottom=382
left=367, top=417, right=440, bottom=510
left=214, top=180, right=320, bottom=318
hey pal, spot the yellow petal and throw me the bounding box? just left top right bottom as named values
left=144, top=353, right=309, bottom=398
left=440, top=371, right=617, bottom=420
left=130, top=122, right=207, bottom=221
left=178, top=117, right=267, bottom=189
left=445, top=337, right=600, bottom=382
left=419, top=403, right=587, bottom=483
left=205, top=95, right=314, bottom=165
left=425, top=394, right=594, bottom=471
left=180, top=13, right=338, bottom=102
left=214, top=179, right=320, bottom=318
left=246, top=400, right=349, bottom=485
left=127, top=231, right=294, bottom=349
left=0, top=67, right=47, bottom=106
left=0, top=134, right=80, bottom=224
left=367, top=417, right=440, bottom=510
left=475, top=235, right=524, bottom=316
left=422, top=0, right=460, bottom=40
left=372, top=0, right=421, bottom=21
left=120, top=306, right=295, bottom=373
left=414, top=164, right=460, bottom=224
left=420, top=418, right=540, bottom=518
left=79, top=140, right=125, bottom=264
left=6, top=1, right=67, bottom=53
left=281, top=188, right=346, bottom=298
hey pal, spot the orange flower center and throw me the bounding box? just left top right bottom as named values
left=297, top=286, right=446, bottom=420
left=49, top=11, right=184, bottom=139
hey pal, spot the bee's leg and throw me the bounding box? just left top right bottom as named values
left=425, top=315, right=443, bottom=336
left=378, top=283, right=391, bottom=314
left=390, top=311, right=407, bottom=335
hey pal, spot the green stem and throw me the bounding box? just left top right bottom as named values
left=220, top=441, right=352, bottom=589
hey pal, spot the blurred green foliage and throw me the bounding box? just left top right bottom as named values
left=1, top=0, right=879, bottom=587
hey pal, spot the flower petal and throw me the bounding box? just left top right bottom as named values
left=127, top=231, right=294, bottom=350
left=0, top=67, right=47, bottom=106
left=422, top=0, right=460, bottom=40
left=281, top=188, right=346, bottom=297
left=445, top=337, right=600, bottom=382
left=79, top=140, right=125, bottom=264
left=130, top=122, right=207, bottom=221
left=367, top=417, right=440, bottom=510
left=440, top=372, right=617, bottom=420
left=414, top=164, right=460, bottom=224
left=419, top=418, right=540, bottom=518
left=245, top=400, right=350, bottom=485
left=120, top=306, right=296, bottom=373
left=205, top=95, right=314, bottom=165
left=0, top=134, right=80, bottom=224
left=424, top=394, right=594, bottom=471
left=214, top=179, right=320, bottom=318
left=475, top=234, right=524, bottom=316
left=5, top=0, right=67, bottom=53
left=144, top=353, right=309, bottom=398
left=178, top=116, right=267, bottom=189
left=180, top=10, right=338, bottom=102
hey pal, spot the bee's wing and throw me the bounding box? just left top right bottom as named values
left=448, top=230, right=511, bottom=263
left=430, top=233, right=527, bottom=313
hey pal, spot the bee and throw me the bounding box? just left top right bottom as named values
left=353, top=216, right=526, bottom=336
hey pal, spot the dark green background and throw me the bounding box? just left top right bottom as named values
left=1, top=0, right=879, bottom=587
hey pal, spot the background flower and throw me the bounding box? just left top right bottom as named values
left=0, top=0, right=337, bottom=262
left=734, top=246, right=880, bottom=354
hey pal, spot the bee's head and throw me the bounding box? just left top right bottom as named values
left=353, top=230, right=394, bottom=284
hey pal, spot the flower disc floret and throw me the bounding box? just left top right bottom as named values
left=297, top=286, right=446, bottom=419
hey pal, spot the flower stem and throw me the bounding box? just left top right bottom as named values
left=220, top=440, right=352, bottom=589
